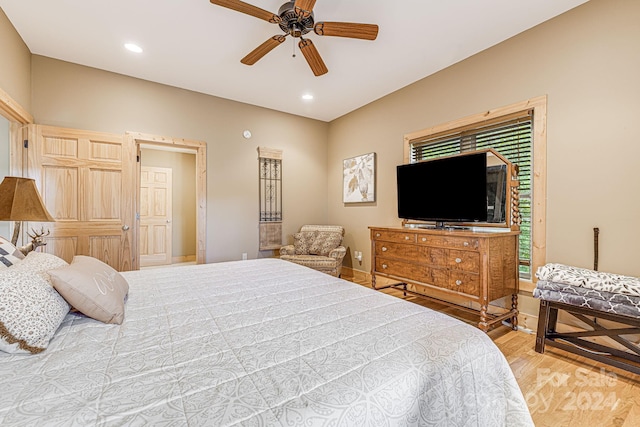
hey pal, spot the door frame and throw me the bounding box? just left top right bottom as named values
left=126, top=132, right=206, bottom=269
left=0, top=87, right=32, bottom=178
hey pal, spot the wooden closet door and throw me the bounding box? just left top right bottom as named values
left=25, top=125, right=135, bottom=271
left=139, top=166, right=172, bottom=267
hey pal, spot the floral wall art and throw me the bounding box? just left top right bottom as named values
left=343, top=152, right=376, bottom=203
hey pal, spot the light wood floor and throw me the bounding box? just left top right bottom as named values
left=344, top=276, right=640, bottom=427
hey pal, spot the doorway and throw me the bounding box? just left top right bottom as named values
left=128, top=131, right=207, bottom=270
left=139, top=148, right=196, bottom=267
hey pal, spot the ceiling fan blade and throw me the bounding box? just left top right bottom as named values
left=210, top=0, right=280, bottom=24
left=298, top=38, right=328, bottom=76
left=314, top=22, right=379, bottom=40
left=241, top=35, right=287, bottom=65
left=294, top=0, right=316, bottom=18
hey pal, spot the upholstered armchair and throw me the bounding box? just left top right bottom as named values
left=279, top=225, right=346, bottom=277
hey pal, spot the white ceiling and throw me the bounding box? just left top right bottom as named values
left=1, top=0, right=588, bottom=122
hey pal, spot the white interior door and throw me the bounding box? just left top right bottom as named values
left=140, top=166, right=172, bottom=267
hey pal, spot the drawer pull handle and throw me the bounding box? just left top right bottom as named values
left=421, top=237, right=426, bottom=242
left=463, top=241, right=469, bottom=247
left=382, top=264, right=388, bottom=269
left=405, top=236, right=410, bottom=240
left=376, top=233, right=381, bottom=237
left=455, top=258, right=462, bottom=263
left=381, top=247, right=388, bottom=252
left=456, top=280, right=462, bottom=286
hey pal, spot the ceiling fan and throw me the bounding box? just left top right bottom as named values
left=209, top=0, right=379, bottom=76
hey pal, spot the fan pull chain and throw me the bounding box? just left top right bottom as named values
left=292, top=36, right=296, bottom=58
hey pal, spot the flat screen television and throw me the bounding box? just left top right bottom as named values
left=396, top=152, right=489, bottom=227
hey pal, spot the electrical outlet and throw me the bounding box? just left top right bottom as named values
left=242, top=253, right=247, bottom=260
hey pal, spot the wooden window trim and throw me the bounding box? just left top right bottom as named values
left=403, top=96, right=547, bottom=293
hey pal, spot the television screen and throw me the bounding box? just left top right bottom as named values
left=397, top=153, right=488, bottom=224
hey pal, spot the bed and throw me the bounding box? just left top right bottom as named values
left=1, top=255, right=533, bottom=426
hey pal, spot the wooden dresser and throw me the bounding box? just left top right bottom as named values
left=369, top=226, right=520, bottom=331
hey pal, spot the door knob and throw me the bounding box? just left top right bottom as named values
left=122, top=225, right=130, bottom=231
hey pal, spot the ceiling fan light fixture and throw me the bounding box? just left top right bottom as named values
left=209, top=0, right=378, bottom=77
left=302, top=93, right=314, bottom=100
left=278, top=1, right=314, bottom=37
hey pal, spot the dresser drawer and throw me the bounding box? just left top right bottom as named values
left=372, top=229, right=416, bottom=243
left=417, top=246, right=448, bottom=266
left=448, top=250, right=480, bottom=272
left=448, top=271, right=480, bottom=296
left=375, top=258, right=448, bottom=287
left=375, top=241, right=419, bottom=260
left=375, top=257, right=423, bottom=280
left=417, top=234, right=479, bottom=249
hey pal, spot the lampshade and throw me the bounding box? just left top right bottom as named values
left=0, top=176, right=55, bottom=222
left=0, top=176, right=55, bottom=248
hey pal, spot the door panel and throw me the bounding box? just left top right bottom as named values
left=139, top=166, right=172, bottom=267
left=26, top=125, right=134, bottom=271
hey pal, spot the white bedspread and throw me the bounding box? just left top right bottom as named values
left=0, top=259, right=533, bottom=426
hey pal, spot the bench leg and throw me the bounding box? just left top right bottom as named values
left=535, top=299, right=558, bottom=353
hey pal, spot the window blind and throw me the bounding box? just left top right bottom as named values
left=409, top=111, right=533, bottom=279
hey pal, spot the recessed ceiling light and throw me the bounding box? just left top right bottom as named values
left=302, top=94, right=314, bottom=101
left=124, top=43, right=143, bottom=53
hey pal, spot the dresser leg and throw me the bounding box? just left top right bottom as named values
left=479, top=305, right=489, bottom=332
left=511, top=293, right=519, bottom=330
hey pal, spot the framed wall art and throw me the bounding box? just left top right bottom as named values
left=343, top=152, right=376, bottom=203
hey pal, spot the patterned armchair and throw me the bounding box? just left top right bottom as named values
left=279, top=225, right=346, bottom=277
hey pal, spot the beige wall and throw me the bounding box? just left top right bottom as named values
left=328, top=0, right=640, bottom=278
left=140, top=149, right=197, bottom=259
left=0, top=8, right=30, bottom=111
left=0, top=8, right=29, bottom=239
left=24, top=56, right=329, bottom=263
left=326, top=0, right=640, bottom=325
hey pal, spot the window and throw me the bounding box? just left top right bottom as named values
left=404, top=97, right=546, bottom=288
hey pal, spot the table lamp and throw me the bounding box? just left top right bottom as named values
left=0, top=176, right=55, bottom=246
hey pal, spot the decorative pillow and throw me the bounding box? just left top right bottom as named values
left=48, top=256, right=129, bottom=324
left=14, top=251, right=69, bottom=274
left=0, top=236, right=25, bottom=268
left=0, top=267, right=70, bottom=354
left=309, top=231, right=343, bottom=256
left=293, top=231, right=318, bottom=255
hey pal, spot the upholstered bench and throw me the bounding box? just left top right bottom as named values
left=534, top=263, right=640, bottom=374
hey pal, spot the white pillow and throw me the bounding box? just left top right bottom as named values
left=0, top=256, right=70, bottom=354
left=48, top=256, right=129, bottom=324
